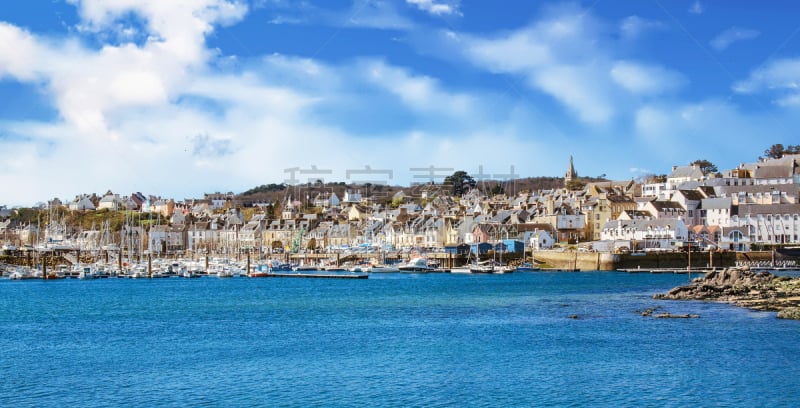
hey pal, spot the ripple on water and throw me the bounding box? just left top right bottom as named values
left=2, top=273, right=800, bottom=407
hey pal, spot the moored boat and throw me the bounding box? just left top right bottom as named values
left=398, top=257, right=432, bottom=273
left=515, top=262, right=541, bottom=272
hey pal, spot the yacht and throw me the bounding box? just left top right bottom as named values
left=398, top=257, right=432, bottom=273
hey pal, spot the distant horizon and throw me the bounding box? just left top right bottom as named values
left=2, top=1, right=799, bottom=206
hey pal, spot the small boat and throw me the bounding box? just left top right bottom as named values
left=369, top=264, right=400, bottom=273
left=398, top=257, right=432, bottom=273
left=214, top=266, right=234, bottom=278
left=515, top=262, right=541, bottom=272
left=470, top=260, right=513, bottom=274
left=78, top=266, right=96, bottom=280
left=248, top=271, right=271, bottom=278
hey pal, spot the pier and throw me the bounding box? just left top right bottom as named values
left=251, top=272, right=368, bottom=279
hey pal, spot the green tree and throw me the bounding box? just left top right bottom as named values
left=490, top=183, right=505, bottom=195
left=690, top=159, right=718, bottom=175
left=565, top=179, right=586, bottom=191
left=763, top=143, right=786, bottom=159
left=763, top=143, right=800, bottom=159
left=444, top=170, right=476, bottom=196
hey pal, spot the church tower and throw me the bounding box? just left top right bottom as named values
left=565, top=155, right=578, bottom=188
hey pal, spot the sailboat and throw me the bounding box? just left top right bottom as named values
left=516, top=234, right=540, bottom=272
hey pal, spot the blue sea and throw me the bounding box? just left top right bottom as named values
left=2, top=272, right=800, bottom=407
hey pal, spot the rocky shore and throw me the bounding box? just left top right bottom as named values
left=654, top=267, right=800, bottom=320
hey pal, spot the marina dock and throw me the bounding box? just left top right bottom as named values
left=252, top=272, right=368, bottom=279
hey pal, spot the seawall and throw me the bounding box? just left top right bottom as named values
left=533, top=251, right=739, bottom=271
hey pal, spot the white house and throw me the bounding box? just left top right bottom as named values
left=68, top=195, right=96, bottom=211
left=701, top=197, right=733, bottom=228
left=601, top=218, right=688, bottom=250
left=525, top=230, right=555, bottom=250
left=98, top=194, right=124, bottom=211
left=343, top=190, right=362, bottom=204
left=729, top=204, right=800, bottom=245
left=666, top=165, right=705, bottom=192
left=187, top=222, right=218, bottom=252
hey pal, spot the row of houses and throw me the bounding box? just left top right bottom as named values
left=604, top=155, right=800, bottom=251
left=4, top=155, right=800, bottom=253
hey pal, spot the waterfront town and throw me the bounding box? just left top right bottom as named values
left=2, top=147, right=800, bottom=277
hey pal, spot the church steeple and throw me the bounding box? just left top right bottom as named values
left=565, top=155, right=578, bottom=187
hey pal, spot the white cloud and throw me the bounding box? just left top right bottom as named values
left=2, top=1, right=565, bottom=205
left=733, top=58, right=800, bottom=106
left=457, top=5, right=690, bottom=124
left=688, top=1, right=704, bottom=15
left=456, top=7, right=626, bottom=124
left=532, top=65, right=615, bottom=123
left=632, top=99, right=800, bottom=171
left=0, top=23, right=47, bottom=81
left=465, top=28, right=553, bottom=73
left=361, top=60, right=475, bottom=117
left=267, top=15, right=305, bottom=25
left=709, top=27, right=760, bottom=51
left=258, top=0, right=415, bottom=30
left=345, top=0, right=416, bottom=30
left=610, top=61, right=686, bottom=95
left=406, top=0, right=460, bottom=16
left=619, top=16, right=667, bottom=40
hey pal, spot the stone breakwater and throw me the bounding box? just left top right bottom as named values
left=654, top=267, right=800, bottom=320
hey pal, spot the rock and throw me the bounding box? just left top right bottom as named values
left=640, top=307, right=660, bottom=317
left=654, top=313, right=699, bottom=319
left=655, top=267, right=800, bottom=319
left=777, top=307, right=800, bottom=320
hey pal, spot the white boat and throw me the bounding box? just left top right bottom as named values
left=216, top=267, right=234, bottom=278
left=77, top=266, right=96, bottom=280
left=470, top=260, right=513, bottom=274
left=398, top=257, right=432, bottom=272
left=8, top=267, right=39, bottom=280
left=369, top=264, right=400, bottom=273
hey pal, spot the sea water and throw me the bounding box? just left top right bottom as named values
left=1, top=272, right=799, bottom=407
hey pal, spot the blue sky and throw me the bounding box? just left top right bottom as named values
left=1, top=0, right=800, bottom=206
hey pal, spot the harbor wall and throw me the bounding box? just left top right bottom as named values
left=532, top=251, right=618, bottom=271
left=533, top=251, right=739, bottom=271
